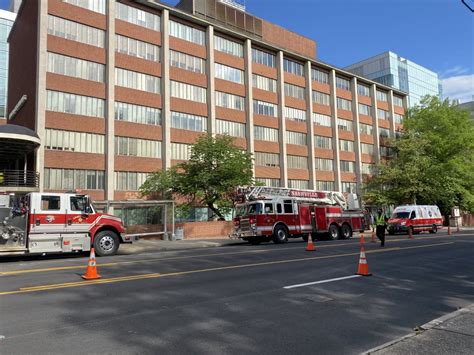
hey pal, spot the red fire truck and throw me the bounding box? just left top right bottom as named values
left=0, top=192, right=135, bottom=257
left=230, top=186, right=366, bottom=245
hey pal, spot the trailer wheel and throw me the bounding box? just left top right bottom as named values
left=429, top=225, right=438, bottom=234
left=94, top=230, right=120, bottom=256
left=273, top=225, right=289, bottom=244
left=328, top=224, right=340, bottom=240
left=341, top=224, right=353, bottom=239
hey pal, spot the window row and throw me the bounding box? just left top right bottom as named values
left=361, top=143, right=374, bottom=155
left=45, top=129, right=105, bottom=154
left=215, top=63, right=243, bottom=84
left=316, top=181, right=335, bottom=191
left=47, top=52, right=105, bottom=83
left=44, top=168, right=105, bottom=190
left=359, top=103, right=371, bottom=116
left=170, top=50, right=205, bottom=74
left=286, top=131, right=307, bottom=145
left=214, top=35, right=243, bottom=57
left=47, top=15, right=105, bottom=48
left=362, top=163, right=375, bottom=175
left=284, top=83, right=305, bottom=100
left=316, top=158, right=333, bottom=171
left=340, top=160, right=355, bottom=172
left=313, top=91, right=330, bottom=106
left=311, top=68, right=329, bottom=84
left=171, top=111, right=207, bottom=132
left=360, top=123, right=373, bottom=135
left=216, top=91, right=244, bottom=111
left=115, top=68, right=161, bottom=94
left=115, top=171, right=149, bottom=191
left=254, top=125, right=279, bottom=142
left=313, top=113, right=332, bottom=127
left=339, top=139, right=354, bottom=152
left=378, top=108, right=389, bottom=120
left=284, top=58, right=304, bottom=76
left=170, top=20, right=205, bottom=45
left=377, top=90, right=388, bottom=102
left=171, top=80, right=207, bottom=103
left=336, top=76, right=351, bottom=91
left=252, top=48, right=275, bottom=67
left=255, top=152, right=279, bottom=167
left=357, top=84, right=370, bottom=97
left=216, top=119, right=246, bottom=138
left=255, top=178, right=280, bottom=187
left=393, top=96, right=404, bottom=107
left=116, top=34, right=160, bottom=62
left=46, top=90, right=105, bottom=118
left=394, top=113, right=403, bottom=124
left=337, top=97, right=352, bottom=111
left=315, top=135, right=332, bottom=149
left=115, top=136, right=162, bottom=158
left=285, top=106, right=306, bottom=122
left=253, top=74, right=277, bottom=92
left=289, top=179, right=309, bottom=189
left=63, top=0, right=105, bottom=14
left=337, top=118, right=353, bottom=132
left=116, top=2, right=161, bottom=31
left=287, top=155, right=308, bottom=169
left=171, top=142, right=191, bottom=160
left=254, top=100, right=277, bottom=117
left=342, top=182, right=357, bottom=193
left=115, top=102, right=162, bottom=126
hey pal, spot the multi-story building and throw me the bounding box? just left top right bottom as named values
left=0, top=9, right=16, bottom=123
left=9, top=0, right=23, bottom=14
left=345, top=51, right=440, bottom=107
left=7, top=0, right=406, bottom=207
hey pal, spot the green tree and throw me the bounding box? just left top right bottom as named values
left=364, top=96, right=474, bottom=215
left=141, top=134, right=254, bottom=220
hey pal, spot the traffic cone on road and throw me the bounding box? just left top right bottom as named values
left=82, top=248, right=101, bottom=280
left=360, top=233, right=365, bottom=244
left=306, top=235, right=316, bottom=251
left=355, top=245, right=372, bottom=276
left=371, top=231, right=376, bottom=243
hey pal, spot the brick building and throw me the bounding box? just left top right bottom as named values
left=7, top=0, right=407, bottom=205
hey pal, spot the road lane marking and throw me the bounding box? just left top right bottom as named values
left=283, top=275, right=362, bottom=289
left=0, top=242, right=453, bottom=296
left=0, top=235, right=452, bottom=276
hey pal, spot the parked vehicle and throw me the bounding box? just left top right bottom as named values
left=230, top=186, right=365, bottom=245
left=0, top=192, right=136, bottom=257
left=387, top=205, right=443, bottom=235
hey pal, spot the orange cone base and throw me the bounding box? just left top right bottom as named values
left=355, top=271, right=372, bottom=277
left=306, top=244, right=316, bottom=252
left=82, top=271, right=101, bottom=280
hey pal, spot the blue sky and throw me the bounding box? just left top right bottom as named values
left=1, top=0, right=472, bottom=101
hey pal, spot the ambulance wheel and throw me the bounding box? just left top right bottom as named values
left=429, top=225, right=438, bottom=234
left=328, top=224, right=340, bottom=240
left=341, top=224, right=353, bottom=239
left=94, top=230, right=120, bottom=256
left=273, top=225, right=289, bottom=244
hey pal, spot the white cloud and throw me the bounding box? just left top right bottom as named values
left=440, top=66, right=470, bottom=78
left=441, top=74, right=474, bottom=103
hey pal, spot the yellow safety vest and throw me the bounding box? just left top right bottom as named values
left=376, top=214, right=385, bottom=226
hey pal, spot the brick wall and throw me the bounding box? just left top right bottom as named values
left=178, top=221, right=234, bottom=239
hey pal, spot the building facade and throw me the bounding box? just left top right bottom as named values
left=0, top=9, right=16, bottom=123
left=7, top=0, right=406, bottom=204
left=8, top=0, right=23, bottom=14
left=345, top=51, right=440, bottom=107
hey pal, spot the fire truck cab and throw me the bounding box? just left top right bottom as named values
left=231, top=187, right=365, bottom=245
left=0, top=192, right=133, bottom=257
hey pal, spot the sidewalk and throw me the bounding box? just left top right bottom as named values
left=118, top=238, right=245, bottom=254
left=364, top=304, right=474, bottom=354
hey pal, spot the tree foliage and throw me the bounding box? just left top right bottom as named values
left=140, top=135, right=254, bottom=220
left=364, top=96, right=474, bottom=215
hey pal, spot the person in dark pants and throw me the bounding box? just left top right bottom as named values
left=375, top=208, right=388, bottom=247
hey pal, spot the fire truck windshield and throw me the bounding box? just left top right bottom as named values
left=247, top=203, right=263, bottom=215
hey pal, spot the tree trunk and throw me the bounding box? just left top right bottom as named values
left=207, top=202, right=225, bottom=221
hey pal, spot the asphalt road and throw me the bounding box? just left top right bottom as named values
left=1, top=230, right=473, bottom=354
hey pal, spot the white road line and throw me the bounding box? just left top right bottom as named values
left=283, top=275, right=362, bottom=289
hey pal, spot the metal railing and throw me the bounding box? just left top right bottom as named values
left=0, top=170, right=39, bottom=188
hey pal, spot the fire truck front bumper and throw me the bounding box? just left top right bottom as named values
left=229, top=228, right=261, bottom=239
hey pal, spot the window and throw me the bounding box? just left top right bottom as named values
left=362, top=163, right=374, bottom=175
left=311, top=68, right=329, bottom=83
left=283, top=58, right=304, bottom=76
left=357, top=84, right=370, bottom=97
left=115, top=137, right=162, bottom=158
left=361, top=143, right=374, bottom=155
left=46, top=90, right=105, bottom=118
left=253, top=100, right=277, bottom=117
left=41, top=195, right=61, bottom=210
left=47, top=15, right=105, bottom=47
left=313, top=113, right=332, bottom=127
left=289, top=180, right=309, bottom=189
left=115, top=102, right=161, bottom=125
left=170, top=50, right=205, bottom=74
left=393, top=96, right=404, bottom=107
left=171, top=81, right=207, bottom=103
left=116, top=3, right=160, bottom=30
left=337, top=97, right=352, bottom=111
left=115, top=68, right=161, bottom=94
left=254, top=152, right=280, bottom=167
left=114, top=171, right=149, bottom=191
left=315, top=135, right=332, bottom=149
left=70, top=196, right=88, bottom=212
left=358, top=103, right=371, bottom=116
left=169, top=20, right=205, bottom=45
left=313, top=91, right=330, bottom=106
left=45, top=129, right=105, bottom=154
left=316, top=158, right=333, bottom=171
left=286, top=131, right=307, bottom=145
left=252, top=48, right=275, bottom=67
left=116, top=35, right=160, bottom=62
left=254, top=126, right=279, bottom=142
left=285, top=106, right=306, bottom=122
left=377, top=90, right=388, bottom=102
left=339, top=139, right=354, bottom=152
left=360, top=123, right=373, bottom=135
left=284, top=83, right=305, bottom=100
left=252, top=74, right=276, bottom=92
left=287, top=155, right=308, bottom=169
left=380, top=145, right=392, bottom=157
left=379, top=128, right=390, bottom=138
left=216, top=119, right=245, bottom=137
left=255, top=178, right=280, bottom=187
left=171, top=111, right=207, bottom=132
left=340, top=160, right=355, bottom=172
left=215, top=63, right=243, bottom=83
left=63, top=0, right=105, bottom=14
left=316, top=181, right=335, bottom=191
left=342, top=182, right=357, bottom=193
left=336, top=76, right=351, bottom=91
left=337, top=119, right=353, bottom=132
left=214, top=35, right=243, bottom=57
left=48, top=52, right=105, bottom=82
left=377, top=108, right=389, bottom=120
left=216, top=91, right=244, bottom=111
left=264, top=203, right=274, bottom=214
left=283, top=199, right=294, bottom=213
left=394, top=113, right=403, bottom=124
left=171, top=142, right=191, bottom=160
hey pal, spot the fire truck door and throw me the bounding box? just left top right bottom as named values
left=315, top=207, right=328, bottom=230
left=309, top=206, right=317, bottom=234
left=65, top=196, right=96, bottom=234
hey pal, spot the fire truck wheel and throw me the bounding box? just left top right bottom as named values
left=341, top=224, right=353, bottom=239
left=328, top=224, right=341, bottom=240
left=429, top=225, right=437, bottom=234
left=273, top=225, right=289, bottom=244
left=94, top=230, right=120, bottom=256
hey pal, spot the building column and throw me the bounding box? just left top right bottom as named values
left=276, top=51, right=287, bottom=187
left=105, top=0, right=116, bottom=201
left=206, top=25, right=216, bottom=136
left=243, top=39, right=255, bottom=177
left=35, top=0, right=49, bottom=192
left=351, top=77, right=362, bottom=194
left=388, top=90, right=396, bottom=134
left=305, top=61, right=316, bottom=189
left=370, top=84, right=381, bottom=164
left=161, top=9, right=171, bottom=170
left=329, top=69, right=341, bottom=192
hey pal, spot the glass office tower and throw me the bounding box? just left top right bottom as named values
left=0, top=9, right=16, bottom=118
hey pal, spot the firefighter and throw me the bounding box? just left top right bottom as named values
left=375, top=208, right=388, bottom=247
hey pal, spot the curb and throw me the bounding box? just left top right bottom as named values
left=361, top=304, right=474, bottom=354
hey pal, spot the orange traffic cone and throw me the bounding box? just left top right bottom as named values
left=82, top=248, right=101, bottom=280
left=360, top=233, right=365, bottom=244
left=355, top=245, right=372, bottom=276
left=371, top=231, right=376, bottom=243
left=306, top=235, right=316, bottom=251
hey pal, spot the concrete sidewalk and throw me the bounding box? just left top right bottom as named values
left=364, top=304, right=474, bottom=354
left=118, top=238, right=246, bottom=254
